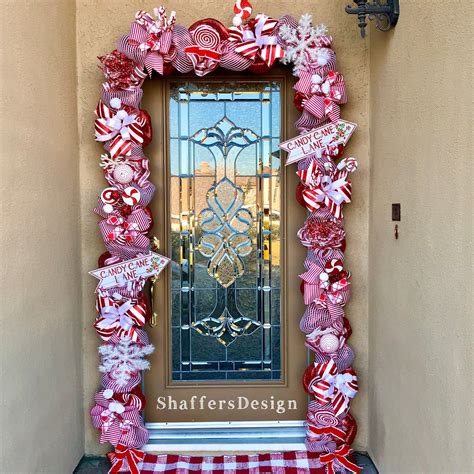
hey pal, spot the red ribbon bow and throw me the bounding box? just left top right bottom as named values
left=230, top=14, right=285, bottom=67
left=95, top=294, right=146, bottom=341
left=319, top=445, right=361, bottom=474
left=308, top=359, right=358, bottom=417
left=306, top=422, right=346, bottom=441
left=95, top=99, right=145, bottom=158
left=109, top=444, right=145, bottom=474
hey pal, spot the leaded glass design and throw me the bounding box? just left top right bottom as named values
left=169, top=81, right=282, bottom=381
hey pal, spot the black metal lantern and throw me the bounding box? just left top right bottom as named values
left=345, top=0, right=400, bottom=38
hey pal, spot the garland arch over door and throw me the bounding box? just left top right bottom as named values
left=89, top=4, right=360, bottom=473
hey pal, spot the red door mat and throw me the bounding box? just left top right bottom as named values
left=107, top=450, right=332, bottom=473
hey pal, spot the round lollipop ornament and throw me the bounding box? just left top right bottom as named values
left=101, top=187, right=120, bottom=204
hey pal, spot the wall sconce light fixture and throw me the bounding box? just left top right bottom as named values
left=345, top=0, right=400, bottom=38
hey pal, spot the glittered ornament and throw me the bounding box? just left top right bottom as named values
left=113, top=164, right=134, bottom=184
left=319, top=334, right=340, bottom=353
left=120, top=204, right=133, bottom=217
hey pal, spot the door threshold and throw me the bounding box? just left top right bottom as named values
left=144, top=420, right=306, bottom=453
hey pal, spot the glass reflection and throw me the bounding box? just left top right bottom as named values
left=169, top=81, right=281, bottom=381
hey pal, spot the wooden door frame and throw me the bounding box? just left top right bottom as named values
left=141, top=67, right=308, bottom=449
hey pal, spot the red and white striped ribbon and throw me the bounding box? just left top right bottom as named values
left=320, top=444, right=361, bottom=474
left=95, top=294, right=147, bottom=341
left=307, top=359, right=358, bottom=416
left=95, top=100, right=145, bottom=158
left=232, top=14, right=285, bottom=67
left=301, top=170, right=352, bottom=219
left=109, top=444, right=145, bottom=474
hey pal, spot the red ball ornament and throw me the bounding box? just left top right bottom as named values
left=249, top=58, right=272, bottom=75
left=343, top=317, right=352, bottom=339
left=120, top=204, right=132, bottom=217
left=111, top=190, right=121, bottom=201
left=340, top=238, right=347, bottom=253
left=162, top=61, right=175, bottom=76
left=129, top=385, right=147, bottom=410
left=143, top=206, right=154, bottom=232
left=139, top=109, right=153, bottom=147
left=342, top=413, right=357, bottom=445
left=294, top=92, right=308, bottom=113
left=98, top=251, right=112, bottom=268
left=302, top=364, right=317, bottom=394
left=296, top=182, right=308, bottom=209
left=137, top=294, right=151, bottom=325
left=333, top=143, right=345, bottom=158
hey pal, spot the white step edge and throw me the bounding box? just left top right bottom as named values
left=144, top=420, right=306, bottom=453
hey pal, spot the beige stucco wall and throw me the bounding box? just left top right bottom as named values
left=0, top=1, right=84, bottom=473
left=76, top=0, right=370, bottom=454
left=368, top=1, right=473, bottom=472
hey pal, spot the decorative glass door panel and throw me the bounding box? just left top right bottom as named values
left=169, top=81, right=282, bottom=381
left=143, top=72, right=308, bottom=422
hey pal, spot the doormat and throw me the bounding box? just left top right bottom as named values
left=107, top=450, right=337, bottom=473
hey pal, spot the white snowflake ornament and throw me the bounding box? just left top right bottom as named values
left=279, top=14, right=329, bottom=76
left=99, top=337, right=154, bottom=387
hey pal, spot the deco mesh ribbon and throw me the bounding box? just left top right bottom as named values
left=91, top=4, right=360, bottom=472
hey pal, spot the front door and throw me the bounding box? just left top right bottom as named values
left=142, top=70, right=307, bottom=423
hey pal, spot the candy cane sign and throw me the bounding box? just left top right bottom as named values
left=279, top=120, right=357, bottom=165
left=89, top=252, right=170, bottom=292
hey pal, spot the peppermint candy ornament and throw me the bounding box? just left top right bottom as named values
left=122, top=186, right=141, bottom=206
left=233, top=0, right=253, bottom=26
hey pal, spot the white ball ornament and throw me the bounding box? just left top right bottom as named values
left=113, top=164, right=134, bottom=184
left=108, top=401, right=125, bottom=414
left=319, top=334, right=340, bottom=353
left=110, top=97, right=122, bottom=109
left=102, top=204, right=114, bottom=214
left=103, top=389, right=114, bottom=399
left=232, top=15, right=243, bottom=26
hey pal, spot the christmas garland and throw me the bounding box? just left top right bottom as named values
left=90, top=2, right=360, bottom=473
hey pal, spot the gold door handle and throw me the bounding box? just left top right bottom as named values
left=149, top=237, right=161, bottom=328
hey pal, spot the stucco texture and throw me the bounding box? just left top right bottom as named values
left=368, top=1, right=473, bottom=472
left=76, top=0, right=369, bottom=455
left=0, top=1, right=84, bottom=473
